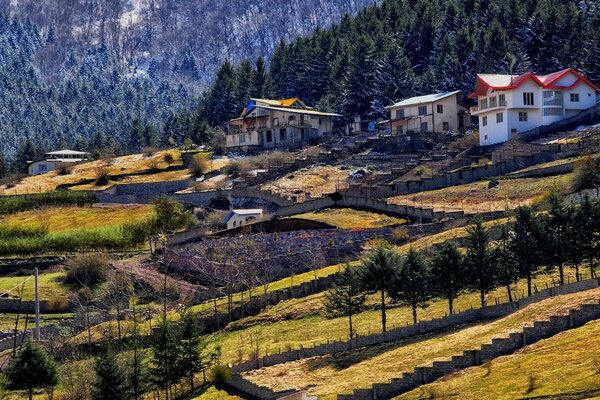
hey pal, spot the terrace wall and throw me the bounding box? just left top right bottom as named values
left=231, top=278, right=599, bottom=373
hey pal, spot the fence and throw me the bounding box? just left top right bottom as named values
left=231, top=277, right=599, bottom=373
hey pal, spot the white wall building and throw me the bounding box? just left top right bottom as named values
left=470, top=68, right=600, bottom=146
left=224, top=209, right=264, bottom=230
left=387, top=91, right=470, bottom=135
left=28, top=150, right=91, bottom=175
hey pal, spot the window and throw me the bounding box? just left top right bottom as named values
left=239, top=134, right=246, bottom=143
left=489, top=96, right=497, bottom=108
left=266, top=130, right=272, bottom=143
left=570, top=93, right=580, bottom=102
left=272, top=118, right=279, bottom=127
left=543, top=90, right=562, bottom=106
left=395, top=109, right=405, bottom=119
left=523, top=92, right=534, bottom=106
left=499, top=94, right=506, bottom=106
left=484, top=135, right=488, bottom=141
left=437, top=104, right=443, bottom=114
left=420, top=122, right=428, bottom=132
left=496, top=112, right=503, bottom=123
left=38, top=164, right=48, bottom=172
left=518, top=112, right=528, bottom=122
left=482, top=116, right=488, bottom=127
left=442, top=122, right=449, bottom=131
left=418, top=106, right=427, bottom=115
left=480, top=98, right=488, bottom=110
left=543, top=108, right=562, bottom=116
left=288, top=115, right=295, bottom=121
left=396, top=126, right=403, bottom=134
left=300, top=128, right=305, bottom=140
left=280, top=128, right=286, bottom=140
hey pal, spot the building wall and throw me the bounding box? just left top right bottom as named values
left=226, top=213, right=262, bottom=230
left=28, top=161, right=56, bottom=175
left=389, top=94, right=465, bottom=134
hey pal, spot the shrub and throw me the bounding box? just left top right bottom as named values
left=209, top=130, right=227, bottom=156
left=526, top=373, right=538, bottom=393
left=95, top=168, right=110, bottom=186
left=572, top=155, right=600, bottom=191
left=391, top=227, right=409, bottom=244
left=57, top=163, right=73, bottom=175
left=204, top=211, right=225, bottom=231
left=210, top=364, right=232, bottom=383
left=48, top=295, right=69, bottom=311
left=153, top=197, right=191, bottom=233
left=163, top=153, right=174, bottom=165
left=64, top=253, right=109, bottom=288
left=122, top=218, right=155, bottom=246
left=190, top=153, right=211, bottom=178
left=414, top=166, right=433, bottom=176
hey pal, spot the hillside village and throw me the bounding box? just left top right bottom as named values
left=0, top=0, right=600, bottom=399
left=0, top=61, right=598, bottom=400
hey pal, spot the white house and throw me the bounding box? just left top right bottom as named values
left=387, top=91, right=470, bottom=135
left=28, top=150, right=91, bottom=175
left=227, top=98, right=341, bottom=151
left=224, top=209, right=264, bottom=230
left=469, top=68, right=600, bottom=146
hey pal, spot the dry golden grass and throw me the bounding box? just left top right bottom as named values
left=397, top=319, right=600, bottom=399
left=242, top=287, right=600, bottom=399
left=1, top=204, right=154, bottom=233
left=291, top=208, right=407, bottom=229
left=0, top=150, right=181, bottom=194
left=388, top=173, right=575, bottom=213
left=261, top=165, right=350, bottom=199
left=117, top=169, right=191, bottom=184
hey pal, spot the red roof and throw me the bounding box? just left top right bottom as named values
left=469, top=68, right=600, bottom=98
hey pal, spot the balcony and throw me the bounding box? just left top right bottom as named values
left=470, top=99, right=507, bottom=114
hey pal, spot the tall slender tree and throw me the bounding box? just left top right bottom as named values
left=430, top=241, right=465, bottom=314
left=324, top=265, right=367, bottom=339
left=511, top=206, right=546, bottom=296
left=465, top=216, right=495, bottom=306
left=391, top=248, right=432, bottom=324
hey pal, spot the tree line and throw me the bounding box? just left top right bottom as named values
left=326, top=192, right=600, bottom=339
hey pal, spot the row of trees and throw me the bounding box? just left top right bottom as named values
left=326, top=193, right=600, bottom=338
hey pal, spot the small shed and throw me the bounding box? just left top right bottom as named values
left=224, top=209, right=264, bottom=230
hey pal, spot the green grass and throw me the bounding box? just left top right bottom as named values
left=0, top=271, right=68, bottom=300
left=291, top=208, right=407, bottom=229
left=0, top=191, right=95, bottom=216
left=207, top=269, right=579, bottom=366
left=397, top=319, right=600, bottom=400
left=507, top=154, right=598, bottom=175
left=242, top=287, right=600, bottom=399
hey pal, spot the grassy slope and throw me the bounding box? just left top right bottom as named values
left=261, top=165, right=350, bottom=198
left=397, top=319, right=600, bottom=400
left=388, top=173, right=574, bottom=213
left=0, top=271, right=68, bottom=300
left=1, top=204, right=154, bottom=232
left=291, top=208, right=407, bottom=229
left=242, top=287, right=600, bottom=399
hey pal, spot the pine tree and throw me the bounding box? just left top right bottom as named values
left=430, top=242, right=465, bottom=314
left=127, top=119, right=143, bottom=152
left=205, top=60, right=236, bottom=126
left=6, top=341, right=58, bottom=400
left=252, top=56, right=274, bottom=99
left=151, top=317, right=179, bottom=400
left=234, top=59, right=255, bottom=111
left=177, top=308, right=207, bottom=390
left=341, top=35, right=376, bottom=119
left=465, top=216, right=495, bottom=306
left=511, top=206, right=546, bottom=296
left=566, top=203, right=585, bottom=281
left=544, top=191, right=569, bottom=285
left=391, top=248, right=432, bottom=324
left=359, top=244, right=400, bottom=333
left=491, top=227, right=519, bottom=302
left=375, top=39, right=416, bottom=107
left=324, top=265, right=367, bottom=339
left=92, top=348, right=128, bottom=400
left=578, top=195, right=599, bottom=279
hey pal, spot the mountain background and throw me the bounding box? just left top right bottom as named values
left=0, top=0, right=599, bottom=173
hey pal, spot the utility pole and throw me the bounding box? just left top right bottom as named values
left=34, top=268, right=40, bottom=341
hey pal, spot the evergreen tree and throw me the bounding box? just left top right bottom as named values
left=6, top=341, right=58, bottom=400
left=578, top=195, right=599, bottom=279
left=544, top=191, right=569, bottom=285
left=511, top=206, right=546, bottom=296
left=127, top=119, right=144, bottom=152
left=341, top=36, right=376, bottom=119
left=491, top=226, right=519, bottom=302
left=92, top=348, right=128, bottom=400
left=177, top=308, right=207, bottom=390
left=359, top=243, right=400, bottom=333
left=205, top=60, right=236, bottom=126
left=391, top=248, right=432, bottom=324
left=465, top=216, right=495, bottom=306
left=375, top=39, right=416, bottom=108
left=251, top=56, right=273, bottom=99
left=151, top=317, right=179, bottom=400
left=566, top=203, right=586, bottom=281
left=234, top=59, right=255, bottom=111
left=430, top=241, right=465, bottom=314
left=324, top=265, right=367, bottom=339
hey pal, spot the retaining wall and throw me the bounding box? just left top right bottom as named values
left=231, top=278, right=599, bottom=374
left=337, top=299, right=600, bottom=399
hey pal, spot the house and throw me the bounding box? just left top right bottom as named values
left=387, top=91, right=470, bottom=135
left=224, top=209, right=264, bottom=230
left=227, top=98, right=341, bottom=151
left=28, top=150, right=91, bottom=175
left=469, top=68, right=600, bottom=146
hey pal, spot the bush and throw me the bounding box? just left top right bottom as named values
left=210, top=364, right=231, bottom=384
left=152, top=197, right=191, bottom=233
left=48, top=295, right=69, bottom=311
left=190, top=154, right=210, bottom=178
left=0, top=191, right=96, bottom=216
left=122, top=218, right=155, bottom=245
left=572, top=155, right=600, bottom=191
left=209, top=130, right=227, bottom=156
left=95, top=168, right=110, bottom=186
left=57, top=163, right=73, bottom=175
left=390, top=227, right=409, bottom=244
left=64, top=254, right=109, bottom=288
left=414, top=166, right=433, bottom=176
left=163, top=153, right=174, bottom=165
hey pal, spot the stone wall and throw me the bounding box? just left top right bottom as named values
left=337, top=298, right=600, bottom=400
left=113, top=179, right=193, bottom=195
left=0, top=299, right=73, bottom=313
left=231, top=278, right=599, bottom=374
